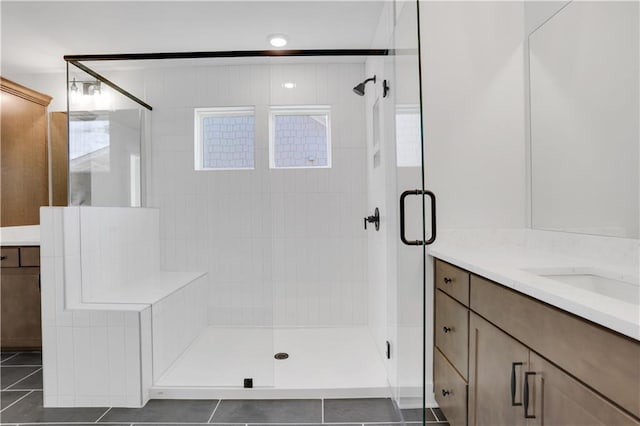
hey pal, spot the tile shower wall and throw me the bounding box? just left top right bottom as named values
left=145, top=63, right=368, bottom=327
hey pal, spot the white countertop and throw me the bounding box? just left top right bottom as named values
left=429, top=230, right=640, bottom=341
left=0, top=225, right=40, bottom=246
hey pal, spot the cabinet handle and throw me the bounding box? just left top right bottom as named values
left=443, top=277, right=452, bottom=284
left=511, top=362, right=523, bottom=406
left=441, top=389, right=451, bottom=397
left=524, top=371, right=536, bottom=419
left=443, top=326, right=452, bottom=333
left=0, top=256, right=6, bottom=261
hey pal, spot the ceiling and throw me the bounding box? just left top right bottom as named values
left=1, top=1, right=386, bottom=76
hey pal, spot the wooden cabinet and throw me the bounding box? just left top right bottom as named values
left=433, top=258, right=640, bottom=426
left=435, top=347, right=468, bottom=426
left=1, top=77, right=52, bottom=226
left=468, top=313, right=529, bottom=426
left=468, top=313, right=639, bottom=426
left=470, top=274, right=640, bottom=419
left=50, top=111, right=69, bottom=206
left=1, top=246, right=42, bottom=350
left=435, top=289, right=469, bottom=379
left=434, top=260, right=470, bottom=425
left=435, top=259, right=470, bottom=306
left=528, top=352, right=639, bottom=426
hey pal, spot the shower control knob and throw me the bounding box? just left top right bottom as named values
left=364, top=207, right=380, bottom=231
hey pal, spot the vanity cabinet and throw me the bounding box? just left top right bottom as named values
left=1, top=246, right=42, bottom=350
left=433, top=259, right=640, bottom=426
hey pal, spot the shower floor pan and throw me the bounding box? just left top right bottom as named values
left=150, top=326, right=392, bottom=399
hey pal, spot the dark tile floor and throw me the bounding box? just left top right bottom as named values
left=1, top=352, right=448, bottom=426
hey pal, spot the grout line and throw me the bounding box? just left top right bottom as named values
left=95, top=407, right=112, bottom=423
left=0, top=365, right=43, bottom=368
left=3, top=368, right=42, bottom=390
left=207, top=400, right=221, bottom=424
left=0, top=353, right=21, bottom=364
left=0, top=390, right=34, bottom=414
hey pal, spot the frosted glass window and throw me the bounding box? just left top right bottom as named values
left=269, top=107, right=331, bottom=169
left=194, top=107, right=255, bottom=170
left=395, top=106, right=421, bottom=167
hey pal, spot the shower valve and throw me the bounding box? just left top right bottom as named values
left=364, top=208, right=380, bottom=231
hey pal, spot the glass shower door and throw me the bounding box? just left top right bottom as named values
left=385, top=0, right=434, bottom=418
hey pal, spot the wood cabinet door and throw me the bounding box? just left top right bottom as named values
left=0, top=268, right=42, bottom=349
left=527, top=352, right=640, bottom=426
left=1, top=89, right=49, bottom=226
left=469, top=312, right=528, bottom=426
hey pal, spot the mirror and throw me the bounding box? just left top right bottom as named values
left=529, top=1, right=639, bottom=238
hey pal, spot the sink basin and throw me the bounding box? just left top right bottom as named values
left=523, top=267, right=640, bottom=304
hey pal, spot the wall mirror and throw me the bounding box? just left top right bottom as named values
left=529, top=1, right=639, bottom=238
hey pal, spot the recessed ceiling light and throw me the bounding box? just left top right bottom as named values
left=269, top=34, right=288, bottom=48
left=282, top=82, right=296, bottom=89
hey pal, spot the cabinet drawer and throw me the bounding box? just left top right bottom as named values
left=20, top=247, right=40, bottom=267
left=435, top=290, right=469, bottom=379
left=470, top=274, right=640, bottom=418
left=435, top=347, right=467, bottom=426
left=435, top=259, right=470, bottom=306
left=0, top=248, right=20, bottom=267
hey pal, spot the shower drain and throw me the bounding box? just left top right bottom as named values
left=274, top=352, right=289, bottom=360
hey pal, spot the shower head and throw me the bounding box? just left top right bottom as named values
left=353, top=75, right=376, bottom=96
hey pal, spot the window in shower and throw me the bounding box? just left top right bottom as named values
left=194, top=106, right=255, bottom=170
left=269, top=106, right=331, bottom=168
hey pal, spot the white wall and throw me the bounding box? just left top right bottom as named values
left=145, top=63, right=368, bottom=327
left=420, top=0, right=527, bottom=230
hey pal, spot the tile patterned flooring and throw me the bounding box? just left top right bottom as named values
left=0, top=352, right=448, bottom=426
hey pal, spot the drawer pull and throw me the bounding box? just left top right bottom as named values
left=0, top=256, right=6, bottom=261
left=443, top=326, right=452, bottom=333
left=511, top=362, right=523, bottom=406
left=443, top=277, right=452, bottom=284
left=441, top=389, right=451, bottom=397
left=524, top=371, right=536, bottom=419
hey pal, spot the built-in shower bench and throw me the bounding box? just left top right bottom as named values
left=40, top=207, right=208, bottom=408
left=83, top=271, right=206, bottom=305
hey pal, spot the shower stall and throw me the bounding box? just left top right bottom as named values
left=54, top=0, right=434, bottom=418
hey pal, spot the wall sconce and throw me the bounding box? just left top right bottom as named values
left=69, top=79, right=102, bottom=96
left=83, top=81, right=101, bottom=96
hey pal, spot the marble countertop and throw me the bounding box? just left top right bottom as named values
left=429, top=230, right=639, bottom=341
left=0, top=225, right=40, bottom=246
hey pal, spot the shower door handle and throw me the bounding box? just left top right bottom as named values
left=399, top=189, right=436, bottom=246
